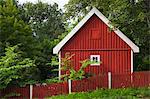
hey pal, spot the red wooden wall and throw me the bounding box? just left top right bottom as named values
left=61, top=14, right=131, bottom=75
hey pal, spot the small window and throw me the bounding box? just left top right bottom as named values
left=90, top=55, right=100, bottom=66
left=91, top=28, right=100, bottom=39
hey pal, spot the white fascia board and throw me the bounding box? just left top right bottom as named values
left=53, top=8, right=95, bottom=54
left=53, top=7, right=139, bottom=54
left=94, top=8, right=139, bottom=53
left=114, top=29, right=139, bottom=53
left=93, top=7, right=110, bottom=26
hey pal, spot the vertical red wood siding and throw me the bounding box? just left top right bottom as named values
left=61, top=14, right=131, bottom=75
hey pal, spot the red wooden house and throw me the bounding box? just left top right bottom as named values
left=53, top=7, right=139, bottom=78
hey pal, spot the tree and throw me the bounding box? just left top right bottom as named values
left=0, top=0, right=36, bottom=58
left=0, top=0, right=66, bottom=81
left=0, top=0, right=41, bottom=83
left=65, top=0, right=150, bottom=70
left=19, top=1, right=65, bottom=79
left=0, top=45, right=35, bottom=89
left=20, top=2, right=65, bottom=40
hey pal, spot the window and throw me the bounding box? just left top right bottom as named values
left=91, top=28, right=100, bottom=39
left=90, top=55, right=100, bottom=66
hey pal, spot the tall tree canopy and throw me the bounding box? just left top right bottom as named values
left=0, top=0, right=65, bottom=81
left=0, top=0, right=40, bottom=87
left=20, top=2, right=65, bottom=40
left=0, top=0, right=35, bottom=57
left=65, top=0, right=150, bottom=70
left=19, top=2, right=65, bottom=79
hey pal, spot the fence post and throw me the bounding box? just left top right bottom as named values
left=68, top=79, right=72, bottom=94
left=30, top=85, right=33, bottom=99
left=108, top=72, right=111, bottom=89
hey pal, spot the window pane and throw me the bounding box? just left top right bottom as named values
left=90, top=55, right=100, bottom=66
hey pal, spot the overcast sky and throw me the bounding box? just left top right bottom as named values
left=18, top=0, right=69, bottom=9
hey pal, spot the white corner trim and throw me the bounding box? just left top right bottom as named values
left=131, top=50, right=133, bottom=73
left=53, top=7, right=139, bottom=54
left=58, top=51, right=61, bottom=80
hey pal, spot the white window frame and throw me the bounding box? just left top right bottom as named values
left=90, top=55, right=100, bottom=66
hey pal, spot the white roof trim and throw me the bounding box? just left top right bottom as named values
left=53, top=7, right=139, bottom=54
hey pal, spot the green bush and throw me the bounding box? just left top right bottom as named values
left=61, top=53, right=100, bottom=80
left=0, top=45, right=35, bottom=89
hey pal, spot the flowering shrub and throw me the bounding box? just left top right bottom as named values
left=61, top=53, right=99, bottom=80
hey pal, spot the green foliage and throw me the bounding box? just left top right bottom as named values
left=0, top=45, right=35, bottom=89
left=65, top=0, right=150, bottom=70
left=45, top=77, right=62, bottom=84
left=21, top=2, right=65, bottom=40
left=51, top=88, right=150, bottom=99
left=18, top=1, right=66, bottom=79
left=0, top=0, right=66, bottom=81
left=0, top=0, right=35, bottom=57
left=61, top=53, right=99, bottom=80
left=2, top=92, right=20, bottom=99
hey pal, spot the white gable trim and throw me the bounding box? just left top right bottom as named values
left=53, top=7, right=139, bottom=54
left=131, top=50, right=133, bottom=73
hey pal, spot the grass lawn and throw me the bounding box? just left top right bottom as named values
left=50, top=87, right=150, bottom=99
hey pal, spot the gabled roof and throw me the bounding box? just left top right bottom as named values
left=53, top=7, right=139, bottom=54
